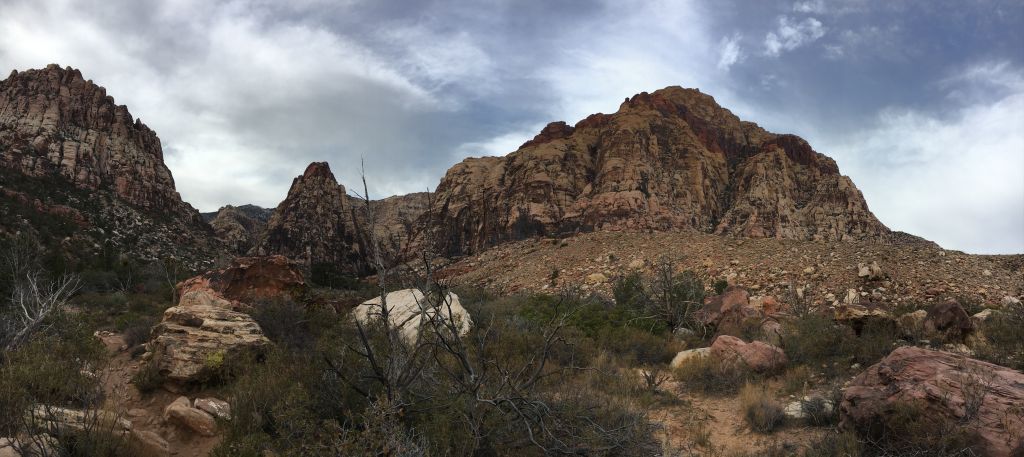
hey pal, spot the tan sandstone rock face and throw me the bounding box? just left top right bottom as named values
left=148, top=302, right=269, bottom=385
left=840, top=347, right=1024, bottom=456
left=0, top=65, right=203, bottom=225
left=428, top=87, right=889, bottom=256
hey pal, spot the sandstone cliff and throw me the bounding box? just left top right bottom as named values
left=429, top=87, right=889, bottom=256
left=0, top=65, right=218, bottom=266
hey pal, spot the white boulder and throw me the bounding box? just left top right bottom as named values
left=354, top=289, right=473, bottom=343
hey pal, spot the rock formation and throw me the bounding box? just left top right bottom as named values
left=429, top=86, right=889, bottom=256
left=0, top=65, right=202, bottom=224
left=353, top=289, right=472, bottom=343
left=841, top=347, right=1024, bottom=456
left=203, top=204, right=272, bottom=255
left=256, top=162, right=366, bottom=273
left=0, top=65, right=218, bottom=266
left=254, top=162, right=432, bottom=274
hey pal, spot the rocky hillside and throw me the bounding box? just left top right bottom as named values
left=0, top=65, right=219, bottom=267
left=202, top=205, right=272, bottom=255
left=429, top=87, right=889, bottom=256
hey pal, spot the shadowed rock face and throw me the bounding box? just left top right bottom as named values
left=429, top=86, right=889, bottom=256
left=204, top=205, right=272, bottom=255
left=256, top=162, right=366, bottom=273
left=0, top=65, right=202, bottom=225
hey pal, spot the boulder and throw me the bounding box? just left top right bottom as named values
left=164, top=396, right=217, bottom=437
left=354, top=289, right=472, bottom=343
left=696, top=286, right=753, bottom=327
left=195, top=398, right=231, bottom=420
left=840, top=347, right=1024, bottom=457
left=709, top=335, right=787, bottom=373
left=924, top=300, right=974, bottom=339
left=670, top=347, right=710, bottom=369
left=834, top=301, right=892, bottom=335
left=999, top=296, right=1021, bottom=309
left=27, top=406, right=130, bottom=435
left=857, top=261, right=884, bottom=281
left=176, top=255, right=305, bottom=309
left=147, top=303, right=270, bottom=385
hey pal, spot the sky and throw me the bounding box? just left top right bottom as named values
left=1, top=0, right=1022, bottom=254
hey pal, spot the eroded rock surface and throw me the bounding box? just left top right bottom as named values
left=429, top=87, right=889, bottom=256
left=353, top=289, right=472, bottom=343
left=710, top=335, right=787, bottom=373
left=840, top=346, right=1024, bottom=456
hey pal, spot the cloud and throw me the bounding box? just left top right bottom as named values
left=717, top=34, right=744, bottom=71
left=764, top=16, right=826, bottom=56
left=792, top=0, right=826, bottom=14
left=815, top=62, right=1024, bottom=254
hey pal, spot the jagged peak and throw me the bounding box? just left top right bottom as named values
left=300, top=161, right=337, bottom=181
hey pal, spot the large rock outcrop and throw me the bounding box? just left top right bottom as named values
left=255, top=162, right=366, bottom=273
left=0, top=65, right=219, bottom=266
left=840, top=347, right=1024, bottom=456
left=429, top=87, right=889, bottom=256
left=0, top=64, right=202, bottom=224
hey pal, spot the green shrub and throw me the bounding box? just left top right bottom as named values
left=851, top=400, right=984, bottom=456
left=976, top=304, right=1024, bottom=370
left=802, top=430, right=863, bottom=457
left=713, top=279, right=729, bottom=295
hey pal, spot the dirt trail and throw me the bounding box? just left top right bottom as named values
left=98, top=333, right=221, bottom=456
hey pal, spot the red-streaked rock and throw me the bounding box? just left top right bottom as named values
left=710, top=335, right=787, bottom=373
left=840, top=347, right=1024, bottom=457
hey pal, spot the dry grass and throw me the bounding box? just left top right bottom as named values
left=739, top=383, right=785, bottom=433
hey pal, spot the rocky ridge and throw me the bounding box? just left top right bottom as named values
left=0, top=65, right=220, bottom=267
left=429, top=87, right=889, bottom=256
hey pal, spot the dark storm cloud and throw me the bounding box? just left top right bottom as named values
left=1, top=0, right=1021, bottom=253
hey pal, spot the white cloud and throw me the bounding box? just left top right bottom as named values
left=717, top=34, right=744, bottom=71
left=793, top=0, right=826, bottom=14
left=764, top=16, right=826, bottom=56
left=453, top=125, right=543, bottom=160
left=814, top=62, right=1024, bottom=254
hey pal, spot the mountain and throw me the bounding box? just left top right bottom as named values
left=202, top=205, right=273, bottom=255
left=254, top=162, right=366, bottom=273
left=252, top=162, right=432, bottom=274
left=0, top=65, right=219, bottom=267
left=428, top=87, right=890, bottom=256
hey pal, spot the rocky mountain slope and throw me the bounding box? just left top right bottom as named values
left=429, top=87, right=889, bottom=256
left=202, top=205, right=272, bottom=255
left=253, top=162, right=365, bottom=272
left=0, top=65, right=219, bottom=267
left=250, top=162, right=432, bottom=273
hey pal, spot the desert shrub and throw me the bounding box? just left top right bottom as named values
left=713, top=278, right=729, bottom=295
left=781, top=312, right=855, bottom=375
left=800, top=396, right=835, bottom=426
left=673, top=355, right=753, bottom=395
left=851, top=319, right=899, bottom=367
left=609, top=263, right=707, bottom=334
left=802, top=430, right=863, bottom=457
left=781, top=365, right=813, bottom=396
left=852, top=400, right=984, bottom=456
left=251, top=297, right=318, bottom=351
left=131, top=359, right=166, bottom=394
left=120, top=315, right=156, bottom=349
left=739, top=383, right=785, bottom=433
left=976, top=304, right=1024, bottom=370
left=310, top=262, right=366, bottom=290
